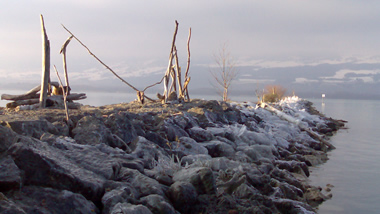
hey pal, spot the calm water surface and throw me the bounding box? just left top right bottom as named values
left=308, top=98, right=380, bottom=214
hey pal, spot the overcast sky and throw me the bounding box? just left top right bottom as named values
left=1, top=1, right=380, bottom=103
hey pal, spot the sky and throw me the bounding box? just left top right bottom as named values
left=1, top=0, right=380, bottom=104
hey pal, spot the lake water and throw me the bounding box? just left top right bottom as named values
left=307, top=98, right=380, bottom=214
left=2, top=90, right=379, bottom=213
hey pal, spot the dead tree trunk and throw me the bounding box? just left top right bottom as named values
left=183, top=27, right=192, bottom=101
left=60, top=35, right=73, bottom=91
left=164, top=20, right=179, bottom=103
left=39, top=14, right=50, bottom=108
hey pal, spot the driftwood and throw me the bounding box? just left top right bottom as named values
left=164, top=21, right=179, bottom=103
left=183, top=28, right=192, bottom=101
left=54, top=65, right=70, bottom=122
left=6, top=93, right=86, bottom=109
left=261, top=102, right=336, bottom=150
left=174, top=46, right=183, bottom=99
left=1, top=82, right=60, bottom=101
left=62, top=25, right=158, bottom=103
left=39, top=14, right=50, bottom=108
left=60, top=35, right=73, bottom=90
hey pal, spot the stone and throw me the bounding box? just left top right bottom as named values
left=167, top=182, right=198, bottom=213
left=72, top=116, right=111, bottom=145
left=172, top=137, right=208, bottom=156
left=102, top=185, right=139, bottom=214
left=117, top=167, right=165, bottom=198
left=52, top=121, right=70, bottom=137
left=129, top=136, right=168, bottom=169
left=9, top=138, right=121, bottom=203
left=173, top=167, right=216, bottom=195
left=0, top=156, right=21, bottom=192
left=187, top=127, right=213, bottom=142
left=144, top=131, right=168, bottom=149
left=5, top=186, right=99, bottom=214
left=2, top=119, right=57, bottom=139
left=243, top=145, right=276, bottom=162
left=0, top=199, right=27, bottom=214
left=110, top=203, right=153, bottom=214
left=202, top=140, right=235, bottom=158
left=140, top=194, right=177, bottom=214
left=104, top=113, right=138, bottom=144
left=275, top=160, right=310, bottom=177
left=161, top=121, right=189, bottom=142
left=181, top=154, right=212, bottom=166
left=0, top=125, right=18, bottom=154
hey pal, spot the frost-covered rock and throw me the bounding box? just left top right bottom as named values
left=173, top=167, right=216, bottom=195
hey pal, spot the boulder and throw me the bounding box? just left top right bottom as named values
left=0, top=125, right=18, bottom=154
left=129, top=136, right=168, bottom=169
left=181, top=154, right=212, bottom=166
left=104, top=113, right=138, bottom=144
left=172, top=137, right=208, bottom=156
left=0, top=198, right=26, bottom=214
left=173, top=167, right=216, bottom=195
left=167, top=182, right=198, bottom=213
left=72, top=116, right=105, bottom=145
left=275, top=160, right=310, bottom=177
left=140, top=194, right=177, bottom=214
left=110, top=203, right=153, bottom=214
left=186, top=127, right=213, bottom=142
left=0, top=156, right=22, bottom=192
left=161, top=121, right=189, bottom=141
left=9, top=138, right=122, bottom=203
left=102, top=185, right=139, bottom=214
left=117, top=167, right=165, bottom=198
left=5, top=186, right=99, bottom=214
left=243, top=145, right=276, bottom=162
left=1, top=119, right=57, bottom=139
left=202, top=140, right=235, bottom=158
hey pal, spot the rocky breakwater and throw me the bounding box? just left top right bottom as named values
left=0, top=97, right=344, bottom=213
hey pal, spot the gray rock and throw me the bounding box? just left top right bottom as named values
left=272, top=198, right=314, bottom=214
left=172, top=137, right=208, bottom=156
left=202, top=140, right=235, bottom=158
left=181, top=154, right=212, bottom=166
left=0, top=199, right=26, bottom=214
left=161, top=121, right=189, bottom=142
left=2, top=119, right=57, bottom=139
left=275, top=160, right=310, bottom=177
left=9, top=138, right=121, bottom=203
left=6, top=186, right=99, bottom=214
left=243, top=145, right=276, bottom=162
left=0, top=125, right=18, bottom=154
left=110, top=203, right=153, bottom=214
left=187, top=127, right=213, bottom=142
left=173, top=167, right=216, bottom=195
left=140, top=194, right=177, bottom=214
left=104, top=113, right=138, bottom=144
left=72, top=116, right=105, bottom=144
left=102, top=185, right=138, bottom=214
left=167, top=182, right=198, bottom=213
left=52, top=121, right=70, bottom=137
left=129, top=136, right=168, bottom=169
left=0, top=156, right=21, bottom=191
left=117, top=168, right=165, bottom=198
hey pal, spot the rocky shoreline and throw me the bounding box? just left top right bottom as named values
left=0, top=97, right=344, bottom=214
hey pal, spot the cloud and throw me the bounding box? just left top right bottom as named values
left=294, top=78, right=319, bottom=84
left=321, top=69, right=380, bottom=83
